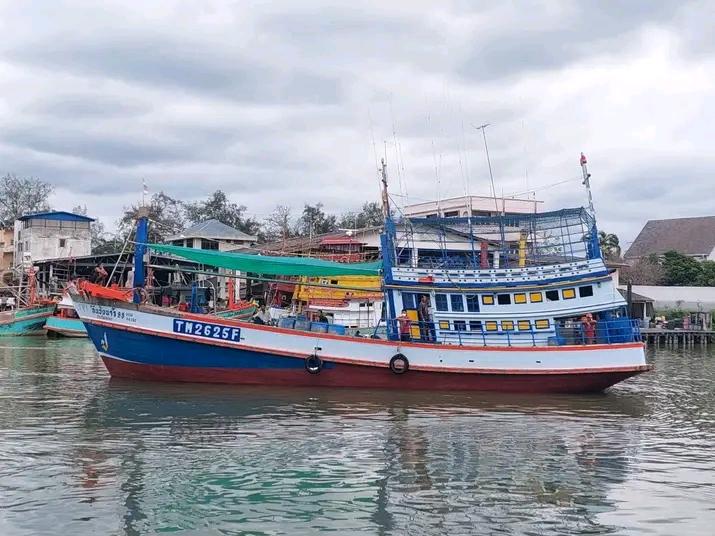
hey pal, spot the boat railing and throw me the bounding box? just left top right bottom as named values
left=386, top=317, right=641, bottom=347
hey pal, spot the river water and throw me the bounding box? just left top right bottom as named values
left=0, top=339, right=713, bottom=535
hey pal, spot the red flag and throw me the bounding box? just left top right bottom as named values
left=580, top=152, right=587, bottom=165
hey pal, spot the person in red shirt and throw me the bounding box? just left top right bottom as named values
left=581, top=313, right=596, bottom=344
left=397, top=309, right=412, bottom=342
left=178, top=300, right=189, bottom=312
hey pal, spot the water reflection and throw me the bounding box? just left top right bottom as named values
left=0, top=340, right=713, bottom=535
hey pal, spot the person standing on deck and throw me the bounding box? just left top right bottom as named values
left=252, top=305, right=271, bottom=325
left=418, top=295, right=433, bottom=341
left=581, top=313, right=597, bottom=344
left=397, top=309, right=412, bottom=342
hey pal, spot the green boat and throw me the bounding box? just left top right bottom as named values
left=0, top=305, right=55, bottom=336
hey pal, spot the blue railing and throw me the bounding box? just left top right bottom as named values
left=554, top=318, right=641, bottom=345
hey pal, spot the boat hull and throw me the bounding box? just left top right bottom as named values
left=77, top=299, right=650, bottom=393
left=44, top=316, right=88, bottom=338
left=0, top=307, right=55, bottom=336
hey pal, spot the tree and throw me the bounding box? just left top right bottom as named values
left=338, top=201, right=383, bottom=230
left=598, top=231, right=621, bottom=260
left=620, top=254, right=665, bottom=285
left=698, top=260, right=715, bottom=286
left=298, top=203, right=337, bottom=236
left=185, top=190, right=259, bottom=236
left=661, top=250, right=703, bottom=286
left=0, top=173, right=53, bottom=225
left=262, top=205, right=297, bottom=242
left=120, top=191, right=187, bottom=243
left=72, top=204, right=113, bottom=254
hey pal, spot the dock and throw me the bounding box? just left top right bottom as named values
left=642, top=328, right=715, bottom=347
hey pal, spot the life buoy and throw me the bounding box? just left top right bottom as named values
left=305, top=354, right=323, bottom=374
left=389, top=354, right=409, bottom=374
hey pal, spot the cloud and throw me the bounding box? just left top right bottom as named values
left=0, top=0, right=712, bottom=245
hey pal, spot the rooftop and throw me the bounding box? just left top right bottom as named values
left=17, top=211, right=95, bottom=222
left=625, top=216, right=715, bottom=258
left=167, top=219, right=257, bottom=243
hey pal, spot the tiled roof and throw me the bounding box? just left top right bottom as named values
left=167, top=219, right=257, bottom=242
left=624, top=216, right=715, bottom=258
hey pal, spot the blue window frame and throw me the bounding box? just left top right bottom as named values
left=466, top=294, right=479, bottom=312
left=401, top=292, right=417, bottom=309
left=450, top=294, right=464, bottom=312
left=435, top=294, right=448, bottom=311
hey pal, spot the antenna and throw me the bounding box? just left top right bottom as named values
left=380, top=157, right=391, bottom=220
left=580, top=152, right=595, bottom=216
left=473, top=123, right=499, bottom=212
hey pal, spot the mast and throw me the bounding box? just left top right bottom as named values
left=580, top=152, right=595, bottom=217
left=380, top=158, right=391, bottom=221
left=132, top=207, right=149, bottom=304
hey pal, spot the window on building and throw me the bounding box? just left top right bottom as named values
left=514, top=293, right=527, bottom=304
left=497, top=294, right=511, bottom=305
left=59, top=238, right=66, bottom=248
left=469, top=320, right=482, bottom=331
left=579, top=285, right=594, bottom=298
left=435, top=294, right=448, bottom=311
left=562, top=288, right=576, bottom=299
left=530, top=292, right=543, bottom=303
left=201, top=239, right=218, bottom=250
left=501, top=320, right=514, bottom=331
left=545, top=290, right=559, bottom=301
left=450, top=294, right=464, bottom=312
left=466, top=294, right=479, bottom=312
left=482, top=295, right=494, bottom=305
left=454, top=320, right=466, bottom=331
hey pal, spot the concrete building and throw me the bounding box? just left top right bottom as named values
left=625, top=216, right=715, bottom=261
left=14, top=211, right=94, bottom=264
left=166, top=219, right=257, bottom=251
left=402, top=195, right=542, bottom=219
left=0, top=226, right=14, bottom=271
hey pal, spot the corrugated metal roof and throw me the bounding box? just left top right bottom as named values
left=18, top=211, right=95, bottom=222
left=625, top=216, right=715, bottom=258
left=167, top=219, right=257, bottom=242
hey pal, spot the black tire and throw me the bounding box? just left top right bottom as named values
left=305, top=354, right=323, bottom=374
left=389, top=354, right=409, bottom=374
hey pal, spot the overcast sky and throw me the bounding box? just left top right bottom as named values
left=1, top=0, right=712, bottom=246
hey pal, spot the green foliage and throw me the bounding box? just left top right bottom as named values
left=0, top=173, right=53, bottom=225
left=298, top=203, right=337, bottom=236
left=598, top=230, right=621, bottom=260
left=121, top=192, right=187, bottom=244
left=185, top=190, right=259, bottom=236
left=661, top=250, right=703, bottom=286
left=699, top=260, right=715, bottom=286
left=621, top=254, right=665, bottom=285
left=337, top=202, right=383, bottom=230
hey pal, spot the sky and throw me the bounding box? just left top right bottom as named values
left=1, top=0, right=713, bottom=248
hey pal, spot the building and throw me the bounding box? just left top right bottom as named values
left=402, top=195, right=542, bottom=219
left=14, top=211, right=94, bottom=264
left=166, top=219, right=257, bottom=251
left=618, top=284, right=715, bottom=330
left=0, top=226, right=13, bottom=271
left=624, top=216, right=715, bottom=261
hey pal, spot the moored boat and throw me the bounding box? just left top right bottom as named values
left=73, top=157, right=650, bottom=393
left=44, top=294, right=87, bottom=338
left=0, top=304, right=55, bottom=336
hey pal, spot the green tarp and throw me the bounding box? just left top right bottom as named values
left=149, top=243, right=382, bottom=277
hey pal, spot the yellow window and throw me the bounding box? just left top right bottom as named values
left=562, top=288, right=576, bottom=299
left=482, top=295, right=494, bottom=305
left=439, top=320, right=450, bottom=330
left=407, top=309, right=421, bottom=338
left=530, top=292, right=543, bottom=303
left=518, top=320, right=531, bottom=331
left=485, top=321, right=498, bottom=331
left=535, top=319, right=550, bottom=329
left=514, top=293, right=527, bottom=304
left=501, top=320, right=514, bottom=331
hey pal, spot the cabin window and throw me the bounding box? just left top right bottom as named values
left=562, top=288, right=576, bottom=300
left=444, top=210, right=459, bottom=217
left=535, top=319, right=550, bottom=329
left=439, top=320, right=450, bottom=329
left=530, top=292, right=543, bottom=303
left=518, top=320, right=531, bottom=331
left=401, top=292, right=417, bottom=309
left=466, top=294, right=479, bottom=312
left=59, top=238, right=66, bottom=248
left=435, top=294, right=448, bottom=311
left=330, top=279, right=339, bottom=285
left=514, top=293, right=527, bottom=304
left=450, top=294, right=464, bottom=312
left=497, top=294, right=511, bottom=305
left=454, top=320, right=466, bottom=331
left=579, top=285, right=594, bottom=298
left=469, top=320, right=482, bottom=331
left=482, top=295, right=494, bottom=305
left=501, top=320, right=514, bottom=331
left=545, top=290, right=559, bottom=301
left=485, top=321, right=498, bottom=331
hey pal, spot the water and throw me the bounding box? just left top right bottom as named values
left=1, top=339, right=713, bottom=535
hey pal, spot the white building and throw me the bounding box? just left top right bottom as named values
left=403, top=195, right=542, bottom=218
left=14, top=211, right=94, bottom=264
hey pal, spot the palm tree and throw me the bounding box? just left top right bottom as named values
left=598, top=231, right=621, bottom=260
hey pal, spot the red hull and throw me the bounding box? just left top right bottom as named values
left=101, top=356, right=645, bottom=394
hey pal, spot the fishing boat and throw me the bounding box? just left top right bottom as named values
left=44, top=294, right=87, bottom=338
left=72, top=157, right=650, bottom=393
left=0, top=267, right=55, bottom=336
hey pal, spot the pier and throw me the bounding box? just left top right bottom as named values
left=642, top=328, right=715, bottom=347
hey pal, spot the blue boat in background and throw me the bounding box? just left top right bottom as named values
left=44, top=295, right=87, bottom=338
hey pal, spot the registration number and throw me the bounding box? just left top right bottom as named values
left=173, top=319, right=241, bottom=342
